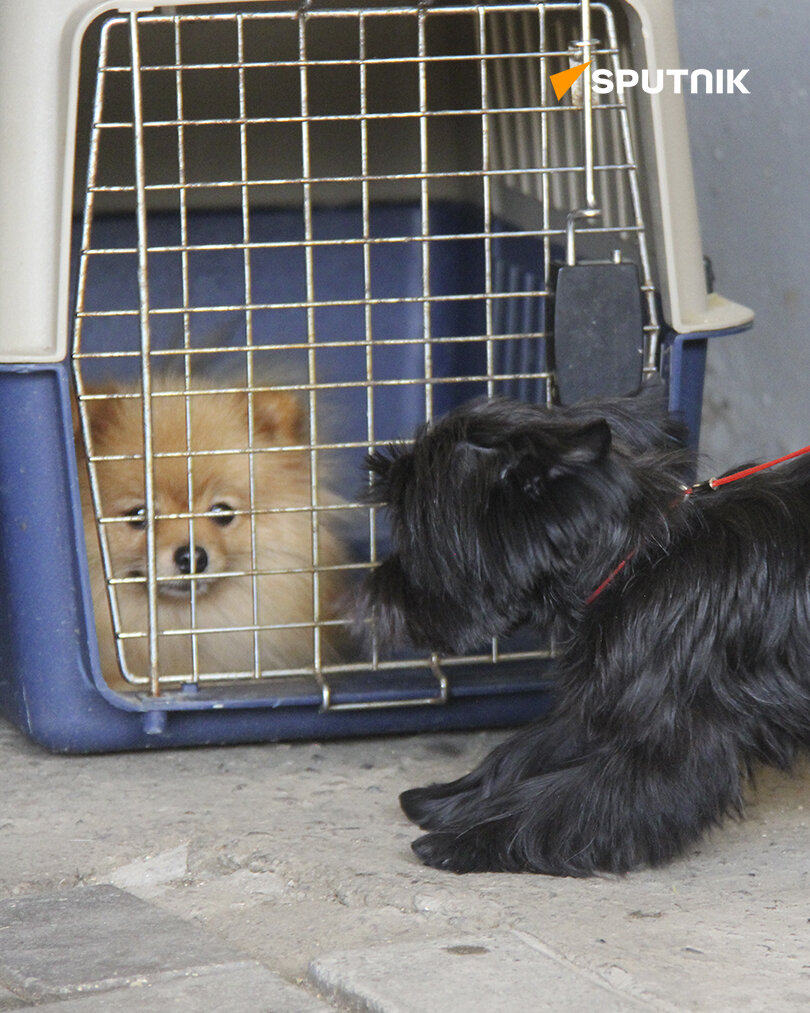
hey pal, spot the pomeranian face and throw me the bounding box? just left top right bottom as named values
left=76, top=382, right=346, bottom=687
left=85, top=386, right=307, bottom=594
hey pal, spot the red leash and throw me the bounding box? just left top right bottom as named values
left=586, top=444, right=810, bottom=606
left=684, top=444, right=810, bottom=494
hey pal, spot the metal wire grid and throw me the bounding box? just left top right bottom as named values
left=72, top=0, right=659, bottom=703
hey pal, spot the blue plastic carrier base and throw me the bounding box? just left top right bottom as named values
left=0, top=363, right=556, bottom=752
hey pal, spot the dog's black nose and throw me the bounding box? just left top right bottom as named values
left=174, top=544, right=208, bottom=574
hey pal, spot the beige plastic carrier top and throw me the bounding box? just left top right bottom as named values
left=0, top=0, right=752, bottom=364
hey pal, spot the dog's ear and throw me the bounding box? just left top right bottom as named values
left=547, top=419, right=612, bottom=478
left=502, top=418, right=612, bottom=495
left=73, top=387, right=125, bottom=448
left=364, top=448, right=392, bottom=504
left=251, top=389, right=306, bottom=444
left=364, top=446, right=412, bottom=504
left=365, top=447, right=393, bottom=481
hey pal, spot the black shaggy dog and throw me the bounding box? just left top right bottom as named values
left=357, top=388, right=810, bottom=875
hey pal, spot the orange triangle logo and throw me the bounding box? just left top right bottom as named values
left=550, top=60, right=591, bottom=100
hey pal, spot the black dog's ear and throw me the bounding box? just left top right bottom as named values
left=364, top=446, right=413, bottom=504
left=365, top=447, right=393, bottom=480
left=364, top=448, right=393, bottom=504
left=503, top=418, right=612, bottom=496
left=548, top=419, right=612, bottom=478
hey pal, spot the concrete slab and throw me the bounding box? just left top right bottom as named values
left=309, top=931, right=652, bottom=1012
left=0, top=984, right=26, bottom=1013
left=32, top=963, right=333, bottom=1013
left=0, top=884, right=246, bottom=1002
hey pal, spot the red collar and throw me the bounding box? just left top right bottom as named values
left=586, top=444, right=810, bottom=606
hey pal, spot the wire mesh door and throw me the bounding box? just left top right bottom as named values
left=72, top=0, right=659, bottom=705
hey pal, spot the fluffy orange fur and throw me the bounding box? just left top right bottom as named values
left=75, top=381, right=347, bottom=691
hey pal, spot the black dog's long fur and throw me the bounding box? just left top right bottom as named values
left=357, top=388, right=810, bottom=875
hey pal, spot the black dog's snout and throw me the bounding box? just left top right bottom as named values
left=174, top=544, right=208, bottom=575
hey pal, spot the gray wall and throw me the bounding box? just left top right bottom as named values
left=674, top=1, right=810, bottom=471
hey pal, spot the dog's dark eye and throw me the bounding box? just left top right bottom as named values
left=208, top=502, right=236, bottom=526
left=124, top=505, right=147, bottom=530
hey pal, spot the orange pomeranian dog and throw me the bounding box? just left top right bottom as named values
left=74, top=379, right=348, bottom=691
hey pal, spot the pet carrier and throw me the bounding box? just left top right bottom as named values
left=0, top=0, right=751, bottom=751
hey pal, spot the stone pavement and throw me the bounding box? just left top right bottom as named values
left=0, top=885, right=327, bottom=1012
left=1, top=718, right=810, bottom=1011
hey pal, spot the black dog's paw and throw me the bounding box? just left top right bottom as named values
left=411, top=830, right=500, bottom=874
left=399, top=787, right=430, bottom=826
left=399, top=785, right=453, bottom=828
left=399, top=776, right=487, bottom=831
